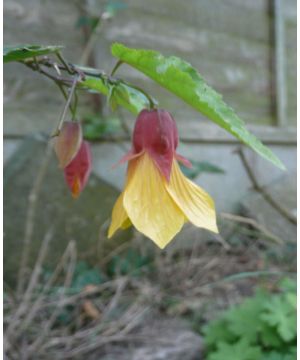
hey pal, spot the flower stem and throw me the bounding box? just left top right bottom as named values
left=125, top=82, right=157, bottom=109
left=110, top=60, right=123, bottom=76
left=52, top=76, right=79, bottom=137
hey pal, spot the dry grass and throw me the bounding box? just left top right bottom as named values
left=4, top=216, right=295, bottom=359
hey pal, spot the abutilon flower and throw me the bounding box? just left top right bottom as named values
left=54, top=121, right=92, bottom=198
left=108, top=109, right=218, bottom=249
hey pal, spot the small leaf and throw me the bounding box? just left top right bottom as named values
left=263, top=351, right=297, bottom=360
left=72, top=268, right=104, bottom=290
left=278, top=278, right=296, bottom=293
left=225, top=294, right=266, bottom=344
left=180, top=160, right=225, bottom=179
left=3, top=44, right=63, bottom=63
left=75, top=15, right=100, bottom=31
left=260, top=321, right=284, bottom=348
left=111, top=43, right=285, bottom=170
left=82, top=115, right=122, bottom=139
left=107, top=85, right=118, bottom=111
left=261, top=295, right=296, bottom=342
left=80, top=76, right=153, bottom=114
left=285, top=293, right=296, bottom=310
left=104, top=0, right=127, bottom=17
left=107, top=249, right=153, bottom=277
left=207, top=339, right=262, bottom=360
left=203, top=318, right=236, bottom=349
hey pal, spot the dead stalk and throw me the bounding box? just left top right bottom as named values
left=237, top=147, right=296, bottom=225
left=16, top=142, right=53, bottom=297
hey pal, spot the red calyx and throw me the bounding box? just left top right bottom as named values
left=120, top=109, right=191, bottom=181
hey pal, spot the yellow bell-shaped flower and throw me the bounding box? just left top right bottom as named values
left=108, top=109, right=218, bottom=249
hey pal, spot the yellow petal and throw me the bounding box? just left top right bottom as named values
left=108, top=192, right=131, bottom=238
left=123, top=154, right=185, bottom=249
left=121, top=217, right=132, bottom=230
left=166, top=160, right=218, bottom=233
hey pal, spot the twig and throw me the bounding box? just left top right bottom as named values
left=26, top=241, right=77, bottom=357
left=118, top=306, right=150, bottom=335
left=100, top=241, right=131, bottom=266
left=79, top=16, right=102, bottom=66
left=212, top=233, right=231, bottom=250
left=16, top=142, right=53, bottom=297
left=38, top=278, right=127, bottom=309
left=101, top=278, right=128, bottom=322
left=24, top=60, right=72, bottom=86
left=22, top=56, right=157, bottom=112
left=236, top=147, right=296, bottom=225
left=220, top=212, right=283, bottom=244
left=52, top=75, right=80, bottom=137
left=5, top=240, right=77, bottom=355
left=54, top=82, right=77, bottom=119
left=5, top=230, right=54, bottom=355
left=18, top=242, right=76, bottom=331
left=45, top=334, right=165, bottom=359
left=56, top=52, right=73, bottom=75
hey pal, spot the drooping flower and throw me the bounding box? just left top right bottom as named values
left=64, top=141, right=92, bottom=198
left=108, top=109, right=218, bottom=249
left=54, top=121, right=82, bottom=168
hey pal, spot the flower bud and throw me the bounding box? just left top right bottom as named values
left=64, top=141, right=92, bottom=198
left=54, top=121, right=82, bottom=168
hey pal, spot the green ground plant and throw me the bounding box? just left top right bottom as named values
left=202, top=278, right=296, bottom=360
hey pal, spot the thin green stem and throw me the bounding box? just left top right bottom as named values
left=123, top=81, right=157, bottom=109
left=110, top=60, right=123, bottom=77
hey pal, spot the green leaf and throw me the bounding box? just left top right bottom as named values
left=203, top=318, right=237, bottom=349
left=107, top=249, right=153, bottom=277
left=104, top=1, right=128, bottom=16
left=75, top=15, right=100, bottom=31
left=285, top=293, right=297, bottom=310
left=111, top=43, right=285, bottom=170
left=72, top=262, right=104, bottom=291
left=207, top=339, right=262, bottom=360
left=180, top=160, right=225, bottom=179
left=260, top=321, right=284, bottom=348
left=225, top=294, right=266, bottom=344
left=3, top=44, right=63, bottom=63
left=278, top=278, right=296, bottom=293
left=263, top=350, right=297, bottom=360
left=107, top=85, right=118, bottom=112
left=83, top=115, right=122, bottom=139
left=261, top=295, right=296, bottom=342
left=81, top=75, right=152, bottom=114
